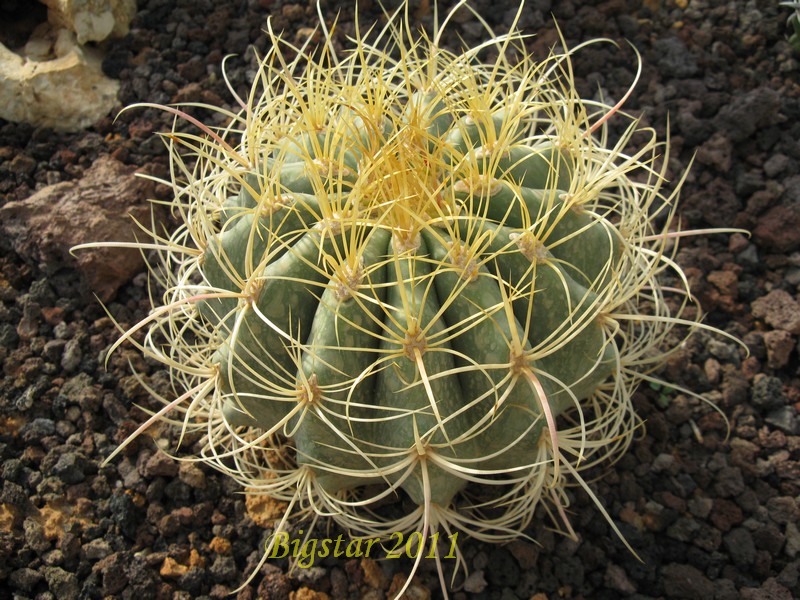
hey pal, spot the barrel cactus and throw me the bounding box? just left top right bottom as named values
left=101, top=0, right=717, bottom=593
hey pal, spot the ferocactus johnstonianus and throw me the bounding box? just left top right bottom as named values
left=94, top=0, right=723, bottom=594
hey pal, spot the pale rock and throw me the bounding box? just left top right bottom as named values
left=0, top=0, right=136, bottom=130
left=0, top=26, right=118, bottom=130
left=43, top=0, right=137, bottom=44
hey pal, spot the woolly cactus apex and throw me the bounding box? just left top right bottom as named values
left=89, top=1, right=731, bottom=596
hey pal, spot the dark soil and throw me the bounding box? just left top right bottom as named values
left=2, top=1, right=799, bottom=599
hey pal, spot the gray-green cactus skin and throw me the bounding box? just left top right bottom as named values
left=196, top=92, right=623, bottom=509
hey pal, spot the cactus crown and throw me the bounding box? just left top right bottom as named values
left=93, top=1, right=727, bottom=595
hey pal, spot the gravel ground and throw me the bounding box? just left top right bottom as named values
left=1, top=0, right=799, bottom=599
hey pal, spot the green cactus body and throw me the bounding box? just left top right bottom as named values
left=192, top=89, right=623, bottom=510
left=103, top=2, right=720, bottom=593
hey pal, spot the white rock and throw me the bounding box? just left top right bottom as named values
left=0, top=0, right=136, bottom=130
left=0, top=27, right=119, bottom=131
left=42, top=0, right=137, bottom=44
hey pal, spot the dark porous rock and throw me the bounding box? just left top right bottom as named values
left=765, top=496, right=799, bottom=526
left=2, top=458, right=22, bottom=482
left=60, top=337, right=83, bottom=373
left=59, top=372, right=96, bottom=404
left=752, top=523, right=786, bottom=555
left=654, top=36, right=698, bottom=78
left=777, top=560, right=799, bottom=589
left=713, top=467, right=746, bottom=498
left=750, top=375, right=786, bottom=411
left=486, top=546, right=521, bottom=588
left=43, top=338, right=67, bottom=362
left=693, top=521, right=723, bottom=553
left=2, top=479, right=29, bottom=508
left=82, top=537, right=113, bottom=561
left=164, top=478, right=193, bottom=503
left=8, top=153, right=38, bottom=176
left=740, top=577, right=794, bottom=600
left=9, top=566, right=44, bottom=592
left=0, top=530, right=15, bottom=574
left=765, top=407, right=800, bottom=435
left=178, top=567, right=207, bottom=595
left=724, top=527, right=757, bottom=567
left=710, top=498, right=743, bottom=532
left=603, top=563, right=637, bottom=594
left=108, top=490, right=144, bottom=540
left=45, top=448, right=90, bottom=484
left=23, top=516, right=51, bottom=554
left=713, top=578, right=740, bottom=600
left=210, top=554, right=237, bottom=581
left=661, top=563, right=715, bottom=600
left=256, top=567, right=292, bottom=600
left=94, top=551, right=130, bottom=596
left=127, top=554, right=161, bottom=595
left=42, top=565, right=80, bottom=600
left=0, top=322, right=19, bottom=349
left=753, top=200, right=800, bottom=254
left=713, top=87, right=782, bottom=143
left=20, top=417, right=56, bottom=443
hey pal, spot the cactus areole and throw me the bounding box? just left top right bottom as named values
left=100, top=0, right=714, bottom=591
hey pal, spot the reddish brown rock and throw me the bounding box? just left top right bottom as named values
left=697, top=131, right=732, bottom=171
left=763, top=330, right=795, bottom=369
left=708, top=269, right=736, bottom=295
left=661, top=563, right=714, bottom=600
left=0, top=155, right=161, bottom=302
left=753, top=204, right=800, bottom=253
left=141, top=450, right=179, bottom=478
left=751, top=290, right=800, bottom=334
left=604, top=564, right=637, bottom=595
left=711, top=498, right=744, bottom=532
